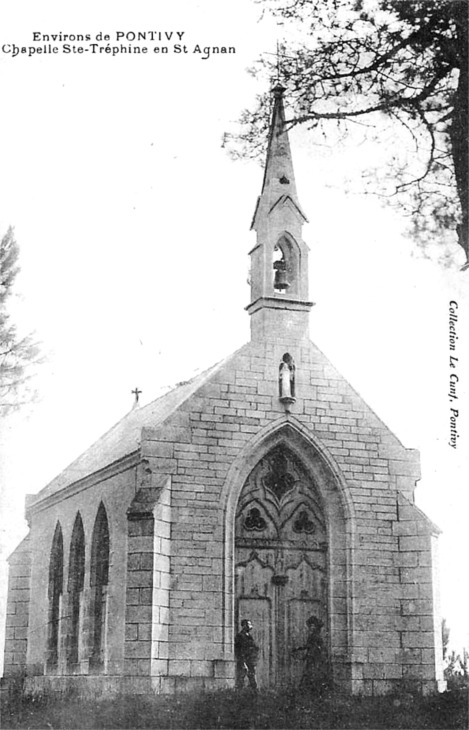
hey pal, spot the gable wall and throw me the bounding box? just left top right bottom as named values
left=139, top=337, right=440, bottom=695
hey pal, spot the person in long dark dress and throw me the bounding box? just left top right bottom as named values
left=293, top=616, right=329, bottom=695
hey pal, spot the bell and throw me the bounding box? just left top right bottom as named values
left=273, top=261, right=290, bottom=290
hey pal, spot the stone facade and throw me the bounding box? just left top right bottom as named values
left=3, top=85, right=445, bottom=697
left=4, top=537, right=31, bottom=678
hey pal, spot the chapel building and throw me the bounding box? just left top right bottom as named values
left=4, top=84, right=445, bottom=697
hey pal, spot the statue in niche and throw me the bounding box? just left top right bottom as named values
left=279, top=353, right=296, bottom=403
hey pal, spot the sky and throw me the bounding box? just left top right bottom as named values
left=0, top=0, right=468, bottom=672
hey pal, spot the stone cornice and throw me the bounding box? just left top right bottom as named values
left=25, top=450, right=140, bottom=519
left=246, top=296, right=314, bottom=314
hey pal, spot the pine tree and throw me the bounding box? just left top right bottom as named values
left=0, top=227, right=42, bottom=413
left=233, top=0, right=468, bottom=266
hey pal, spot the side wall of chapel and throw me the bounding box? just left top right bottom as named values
left=14, top=462, right=138, bottom=695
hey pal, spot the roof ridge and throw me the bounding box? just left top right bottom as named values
left=30, top=347, right=247, bottom=502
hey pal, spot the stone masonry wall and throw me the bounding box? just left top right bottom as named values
left=123, top=476, right=172, bottom=694
left=21, top=462, right=137, bottom=693
left=3, top=537, right=31, bottom=678
left=12, top=332, right=442, bottom=697
left=136, top=335, right=441, bottom=695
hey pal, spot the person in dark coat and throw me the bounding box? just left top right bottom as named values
left=293, top=616, right=329, bottom=694
left=235, top=619, right=259, bottom=691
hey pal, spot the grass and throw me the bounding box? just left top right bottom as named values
left=1, top=686, right=468, bottom=729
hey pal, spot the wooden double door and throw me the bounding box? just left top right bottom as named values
left=235, top=445, right=328, bottom=688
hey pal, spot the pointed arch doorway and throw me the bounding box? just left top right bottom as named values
left=235, top=444, right=328, bottom=688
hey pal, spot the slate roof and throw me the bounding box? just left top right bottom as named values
left=31, top=355, right=234, bottom=505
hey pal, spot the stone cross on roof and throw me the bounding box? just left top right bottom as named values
left=131, top=387, right=142, bottom=407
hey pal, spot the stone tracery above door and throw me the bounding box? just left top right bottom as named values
left=236, top=444, right=327, bottom=551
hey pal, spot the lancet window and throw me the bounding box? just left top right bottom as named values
left=47, top=522, right=63, bottom=670
left=90, top=503, right=110, bottom=670
left=67, top=513, right=85, bottom=668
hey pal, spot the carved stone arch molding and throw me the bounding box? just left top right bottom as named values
left=221, top=416, right=356, bottom=690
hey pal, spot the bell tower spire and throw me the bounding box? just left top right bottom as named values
left=247, top=84, right=313, bottom=342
